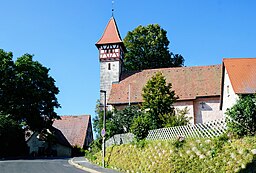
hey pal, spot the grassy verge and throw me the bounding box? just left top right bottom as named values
left=87, top=135, right=256, bottom=173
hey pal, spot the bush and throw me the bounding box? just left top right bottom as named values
left=130, top=113, right=152, bottom=141
left=72, top=145, right=86, bottom=157
left=84, top=138, right=101, bottom=161
left=91, top=136, right=256, bottom=172
left=225, top=95, right=256, bottom=137
left=172, top=136, right=185, bottom=148
left=161, top=107, right=191, bottom=127
left=0, top=115, right=28, bottom=157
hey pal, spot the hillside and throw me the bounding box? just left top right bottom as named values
left=88, top=135, right=256, bottom=173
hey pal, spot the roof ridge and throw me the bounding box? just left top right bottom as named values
left=223, top=58, right=256, bottom=60
left=140, top=64, right=221, bottom=72
left=58, top=115, right=90, bottom=117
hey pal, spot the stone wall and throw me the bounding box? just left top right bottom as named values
left=106, top=133, right=134, bottom=147
left=100, top=60, right=121, bottom=105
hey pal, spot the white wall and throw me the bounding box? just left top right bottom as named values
left=222, top=68, right=239, bottom=114
left=174, top=97, right=223, bottom=124
left=194, top=97, right=223, bottom=124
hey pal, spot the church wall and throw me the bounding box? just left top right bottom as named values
left=111, top=97, right=222, bottom=125
left=194, top=97, right=223, bottom=124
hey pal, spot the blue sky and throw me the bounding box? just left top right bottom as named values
left=0, top=0, right=255, bottom=119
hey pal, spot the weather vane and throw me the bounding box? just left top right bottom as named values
left=112, top=0, right=114, bottom=17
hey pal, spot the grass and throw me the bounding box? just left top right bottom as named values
left=87, top=135, right=256, bottom=173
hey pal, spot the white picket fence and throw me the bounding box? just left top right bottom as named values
left=146, top=118, right=227, bottom=140
left=106, top=118, right=227, bottom=147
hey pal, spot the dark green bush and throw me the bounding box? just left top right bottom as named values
left=72, top=145, right=86, bottom=156
left=0, top=115, right=28, bottom=157
left=225, top=95, right=256, bottom=137
left=130, top=113, right=152, bottom=141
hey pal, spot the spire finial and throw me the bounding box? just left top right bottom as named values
left=112, top=0, right=114, bottom=17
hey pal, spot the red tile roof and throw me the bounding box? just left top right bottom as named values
left=223, top=58, right=256, bottom=94
left=96, top=17, right=123, bottom=47
left=108, top=65, right=222, bottom=104
left=52, top=115, right=91, bottom=148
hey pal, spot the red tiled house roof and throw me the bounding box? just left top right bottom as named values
left=96, top=17, right=123, bottom=47
left=52, top=115, right=92, bottom=148
left=108, top=65, right=222, bottom=105
left=223, top=58, right=256, bottom=94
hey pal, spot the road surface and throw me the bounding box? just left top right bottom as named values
left=0, top=158, right=88, bottom=173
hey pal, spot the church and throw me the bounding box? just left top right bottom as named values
left=95, top=17, right=256, bottom=125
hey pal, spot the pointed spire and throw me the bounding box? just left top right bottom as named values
left=96, top=17, right=123, bottom=47
left=112, top=0, right=114, bottom=17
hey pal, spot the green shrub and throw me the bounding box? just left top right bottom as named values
left=72, top=145, right=86, bottom=156
left=131, top=139, right=148, bottom=148
left=225, top=95, right=256, bottom=137
left=161, top=107, right=191, bottom=127
left=84, top=138, right=102, bottom=160
left=91, top=136, right=256, bottom=173
left=130, top=113, right=152, bottom=141
left=172, top=136, right=186, bottom=148
left=211, top=133, right=229, bottom=158
left=0, top=115, right=28, bottom=157
left=84, top=150, right=97, bottom=161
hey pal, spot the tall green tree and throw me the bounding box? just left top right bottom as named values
left=0, top=49, right=60, bottom=130
left=142, top=72, right=177, bottom=128
left=123, top=24, right=184, bottom=71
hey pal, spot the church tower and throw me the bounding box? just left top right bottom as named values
left=96, top=17, right=125, bottom=105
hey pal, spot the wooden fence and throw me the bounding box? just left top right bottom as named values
left=146, top=118, right=227, bottom=140
left=106, top=118, right=227, bottom=147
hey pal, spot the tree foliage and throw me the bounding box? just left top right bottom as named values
left=142, top=72, right=177, bottom=128
left=113, top=106, right=142, bottom=133
left=93, top=103, right=142, bottom=139
left=123, top=24, right=184, bottom=71
left=130, top=113, right=152, bottom=141
left=93, top=101, right=124, bottom=139
left=0, top=49, right=60, bottom=130
left=225, top=95, right=256, bottom=137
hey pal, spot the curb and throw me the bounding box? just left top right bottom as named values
left=68, top=158, right=101, bottom=173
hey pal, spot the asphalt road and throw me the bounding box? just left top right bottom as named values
left=0, top=158, right=88, bottom=173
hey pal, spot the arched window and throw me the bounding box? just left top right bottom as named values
left=108, top=63, right=111, bottom=70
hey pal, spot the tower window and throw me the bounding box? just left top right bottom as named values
left=108, top=63, right=111, bottom=70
